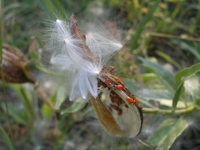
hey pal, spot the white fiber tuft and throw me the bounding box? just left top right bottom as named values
left=45, top=15, right=122, bottom=101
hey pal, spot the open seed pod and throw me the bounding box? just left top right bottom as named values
left=0, top=44, right=35, bottom=83
left=48, top=14, right=143, bottom=138
left=91, top=69, right=143, bottom=138
left=67, top=14, right=143, bottom=138
left=90, top=94, right=142, bottom=138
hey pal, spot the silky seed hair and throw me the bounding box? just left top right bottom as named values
left=44, top=14, right=122, bottom=101
left=43, top=14, right=143, bottom=139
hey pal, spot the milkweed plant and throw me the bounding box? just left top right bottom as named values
left=41, top=13, right=200, bottom=149
left=44, top=14, right=143, bottom=139
left=1, top=1, right=200, bottom=149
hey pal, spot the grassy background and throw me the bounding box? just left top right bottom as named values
left=1, top=0, right=200, bottom=149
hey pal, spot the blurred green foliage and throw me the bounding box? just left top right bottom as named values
left=1, top=0, right=200, bottom=149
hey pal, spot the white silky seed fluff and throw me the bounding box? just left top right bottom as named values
left=48, top=17, right=122, bottom=101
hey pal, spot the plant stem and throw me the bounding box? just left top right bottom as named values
left=148, top=32, right=200, bottom=42
left=35, top=83, right=58, bottom=125
left=143, top=105, right=196, bottom=115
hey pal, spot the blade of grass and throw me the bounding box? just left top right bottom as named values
left=172, top=39, right=200, bottom=61
left=172, top=82, right=184, bottom=109
left=156, top=51, right=182, bottom=69
left=12, top=84, right=36, bottom=120
left=0, top=124, right=15, bottom=150
left=139, top=57, right=175, bottom=94
left=1, top=103, right=27, bottom=125
left=129, top=0, right=161, bottom=51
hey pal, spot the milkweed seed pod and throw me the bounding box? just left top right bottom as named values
left=0, top=44, right=35, bottom=83
left=45, top=14, right=143, bottom=138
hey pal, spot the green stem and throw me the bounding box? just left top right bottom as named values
left=28, top=63, right=60, bottom=76
left=148, top=32, right=200, bottom=42
left=143, top=105, right=196, bottom=115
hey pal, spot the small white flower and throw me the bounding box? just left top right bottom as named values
left=45, top=15, right=122, bottom=101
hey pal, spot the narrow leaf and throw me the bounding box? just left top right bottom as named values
left=172, top=82, right=184, bottom=109
left=41, top=104, right=52, bottom=119
left=0, top=124, right=15, bottom=150
left=139, top=57, right=175, bottom=94
left=173, top=63, right=200, bottom=108
left=195, top=98, right=200, bottom=106
left=1, top=103, right=27, bottom=125
left=175, top=62, right=200, bottom=86
left=11, top=84, right=36, bottom=119
left=130, top=0, right=161, bottom=51
left=172, top=39, right=200, bottom=61
left=148, top=118, right=188, bottom=150
left=55, top=86, right=68, bottom=110
left=61, top=99, right=87, bottom=115
left=156, top=51, right=182, bottom=69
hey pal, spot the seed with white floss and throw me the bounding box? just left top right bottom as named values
left=48, top=17, right=121, bottom=101
left=45, top=14, right=143, bottom=139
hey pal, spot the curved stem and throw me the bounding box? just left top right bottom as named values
left=34, top=83, right=58, bottom=125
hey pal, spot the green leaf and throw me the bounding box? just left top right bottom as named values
left=173, top=63, right=200, bottom=108
left=175, top=62, right=200, bottom=86
left=123, top=78, right=184, bottom=108
left=140, top=73, right=158, bottom=81
left=147, top=118, right=188, bottom=150
left=195, top=98, right=200, bottom=106
left=1, top=103, right=27, bottom=125
left=172, top=82, right=184, bottom=109
left=156, top=51, right=182, bottom=69
left=55, top=86, right=68, bottom=110
left=172, top=39, right=200, bottom=61
left=11, top=84, right=36, bottom=119
left=41, top=104, right=52, bottom=119
left=61, top=98, right=87, bottom=115
left=138, top=89, right=172, bottom=100
left=139, top=57, right=175, bottom=94
left=0, top=124, right=15, bottom=150
left=129, top=0, right=161, bottom=51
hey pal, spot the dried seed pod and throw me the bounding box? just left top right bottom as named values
left=90, top=95, right=125, bottom=136
left=0, top=44, right=35, bottom=83
left=90, top=90, right=142, bottom=138
left=67, top=14, right=143, bottom=138
left=98, top=72, right=143, bottom=138
left=46, top=14, right=143, bottom=138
